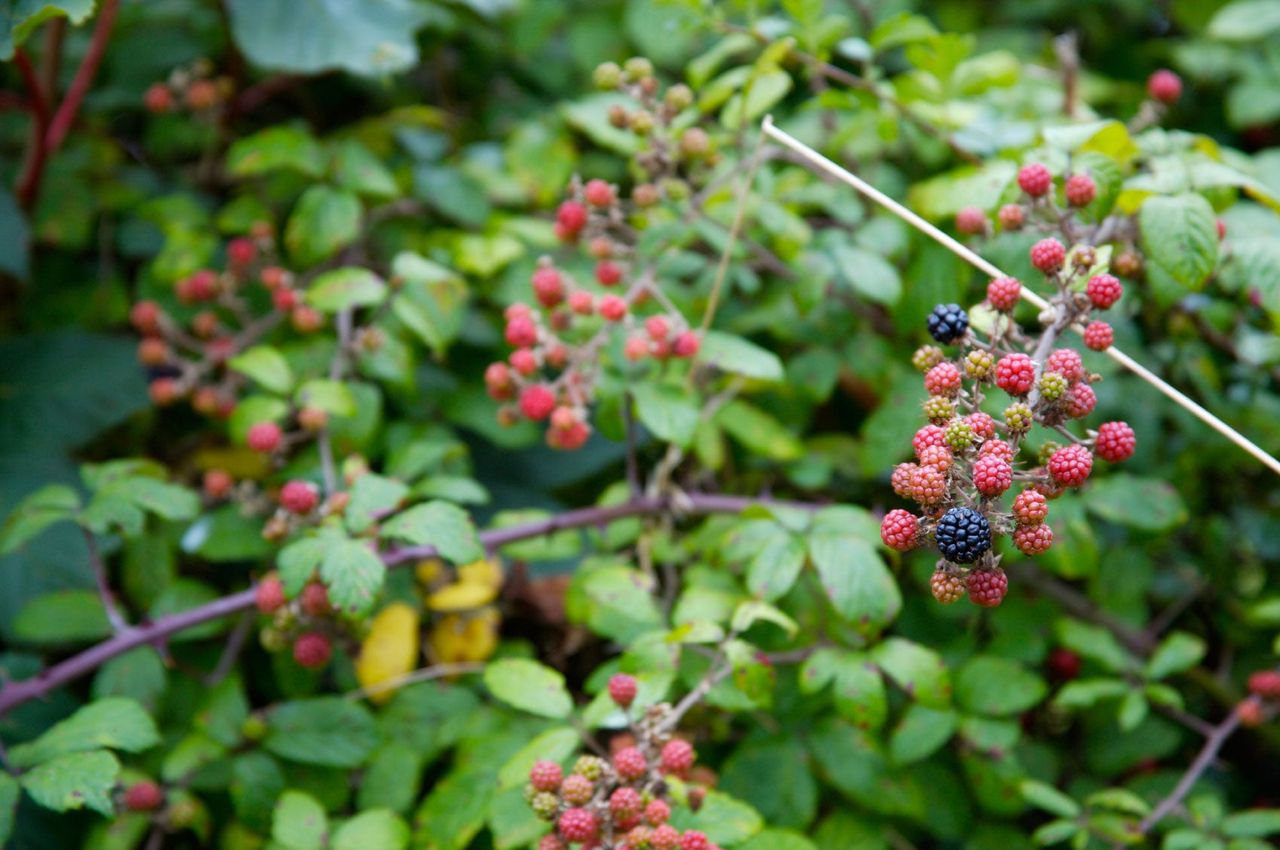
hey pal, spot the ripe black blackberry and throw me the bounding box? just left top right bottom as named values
left=926, top=304, right=969, bottom=344
left=935, top=507, right=992, bottom=563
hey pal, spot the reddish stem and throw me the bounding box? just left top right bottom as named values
left=45, top=0, right=119, bottom=151
left=0, top=492, right=815, bottom=716
left=14, top=49, right=49, bottom=210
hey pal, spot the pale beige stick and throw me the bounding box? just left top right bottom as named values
left=761, top=115, right=1280, bottom=478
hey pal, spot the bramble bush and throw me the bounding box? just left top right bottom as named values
left=2, top=2, right=1280, bottom=849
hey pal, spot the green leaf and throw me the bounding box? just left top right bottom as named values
left=483, top=659, right=573, bottom=719
left=730, top=600, right=797, bottom=637
left=414, top=166, right=491, bottom=228
left=1144, top=632, right=1206, bottom=680
left=305, top=267, right=387, bottom=313
left=100, top=476, right=200, bottom=523
left=272, top=790, right=328, bottom=850
left=0, top=0, right=94, bottom=61
left=390, top=251, right=468, bottom=355
left=731, top=520, right=806, bottom=601
left=1138, top=194, right=1219, bottom=292
left=1021, top=779, right=1082, bottom=818
left=1223, top=809, right=1280, bottom=838
left=496, top=727, right=579, bottom=789
left=832, top=652, right=888, bottom=730
left=10, top=697, right=159, bottom=768
left=720, top=70, right=792, bottom=129
left=0, top=483, right=79, bottom=554
left=871, top=638, right=951, bottom=708
left=20, top=749, right=119, bottom=816
left=809, top=533, right=901, bottom=629
left=870, top=11, right=938, bottom=50
left=567, top=564, right=663, bottom=643
left=13, top=590, right=111, bottom=644
left=699, top=331, right=785, bottom=381
left=669, top=790, right=764, bottom=845
left=1207, top=0, right=1280, bottom=41
left=265, top=698, right=377, bottom=768
left=332, top=140, right=400, bottom=199
left=414, top=764, right=494, bottom=850
left=833, top=244, right=902, bottom=306
left=1085, top=475, right=1188, bottom=532
left=1054, top=620, right=1138, bottom=674
left=286, top=186, right=362, bottom=267
left=889, top=705, right=957, bottom=765
left=226, top=0, right=430, bottom=76
left=0, top=773, right=17, bottom=846
left=719, top=738, right=817, bottom=831
left=320, top=538, right=386, bottom=616
left=1054, top=677, right=1130, bottom=710
left=1117, top=689, right=1148, bottom=731
left=226, top=126, right=325, bottom=178
left=955, top=656, right=1047, bottom=716
left=560, top=94, right=643, bottom=156
left=738, top=829, right=817, bottom=850
left=229, top=345, right=295, bottom=395
left=294, top=378, right=356, bottom=417
left=716, top=400, right=803, bottom=460
left=332, top=809, right=410, bottom=850
left=907, top=161, right=1016, bottom=220
left=631, top=383, right=699, bottom=448
left=380, top=501, right=482, bottom=565
left=345, top=474, right=409, bottom=535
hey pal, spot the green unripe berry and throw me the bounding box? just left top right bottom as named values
left=1039, top=371, right=1068, bottom=402
left=923, top=396, right=955, bottom=424
left=660, top=178, right=689, bottom=201
left=1037, top=441, right=1062, bottom=467
left=1004, top=402, right=1033, bottom=432
left=531, top=791, right=559, bottom=821
left=594, top=62, right=623, bottom=90
left=665, top=83, right=694, bottom=111
left=572, top=755, right=605, bottom=781
left=624, top=57, right=654, bottom=82
left=964, top=350, right=994, bottom=381
left=259, top=626, right=286, bottom=652
left=912, top=345, right=945, bottom=372
left=240, top=715, right=267, bottom=741
left=944, top=420, right=974, bottom=452
left=628, top=110, right=654, bottom=136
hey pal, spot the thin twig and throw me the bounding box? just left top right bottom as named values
left=81, top=528, right=128, bottom=634
left=203, top=612, right=255, bottom=686
left=623, top=391, right=641, bottom=498
left=1139, top=703, right=1246, bottom=833
left=699, top=129, right=768, bottom=334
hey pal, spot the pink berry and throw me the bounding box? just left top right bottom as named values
left=1030, top=238, right=1066, bottom=274
left=660, top=739, right=695, bottom=776
left=1012, top=489, right=1049, bottom=525
left=1017, top=163, right=1052, bottom=197
left=650, top=825, right=680, bottom=850
left=967, top=569, right=1008, bottom=607
left=485, top=362, right=515, bottom=400
left=1014, top=524, right=1054, bottom=555
left=1083, top=321, right=1113, bottom=351
left=924, top=362, right=962, bottom=397
left=966, top=412, right=997, bottom=440
left=879, top=510, right=918, bottom=551
left=672, top=331, right=700, bottom=358
left=610, top=787, right=643, bottom=820
left=972, top=455, right=1013, bottom=496
left=680, top=831, right=711, bottom=850
left=568, top=290, right=595, bottom=315
left=509, top=348, right=538, bottom=376
left=558, top=808, right=598, bottom=843
left=979, top=440, right=1015, bottom=462
left=1064, top=174, right=1096, bottom=207
left=532, top=267, right=564, bottom=308
left=995, top=353, right=1036, bottom=396
left=519, top=385, right=557, bottom=421
left=987, top=276, right=1021, bottom=311
left=1147, top=69, right=1182, bottom=104
left=505, top=314, right=539, bottom=348
left=645, top=799, right=671, bottom=825
left=1047, top=445, right=1093, bottom=487
left=596, top=261, right=623, bottom=286
left=556, top=201, right=587, bottom=234
left=279, top=480, right=318, bottom=514
left=998, top=204, right=1025, bottom=231
left=255, top=577, right=285, bottom=614
left=1086, top=274, right=1123, bottom=309
left=293, top=632, right=332, bottom=669
left=1066, top=382, right=1097, bottom=418
left=1045, top=349, right=1084, bottom=383
left=123, top=781, right=165, bottom=812
left=624, top=336, right=649, bottom=361
left=227, top=237, right=256, bottom=268
left=584, top=179, right=615, bottom=207
left=608, top=674, right=638, bottom=708
left=598, top=295, right=628, bottom=322
left=912, top=425, right=947, bottom=456
left=955, top=206, right=986, bottom=235
left=613, top=746, right=647, bottom=780
left=645, top=315, right=670, bottom=341
left=246, top=421, right=283, bottom=453
left=529, top=760, right=563, bottom=792
left=1095, top=421, right=1136, bottom=462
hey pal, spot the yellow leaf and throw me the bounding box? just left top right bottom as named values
left=191, top=447, right=271, bottom=480
left=355, top=602, right=420, bottom=704
left=415, top=558, right=446, bottom=587
left=457, top=557, right=503, bottom=590
left=428, top=609, right=499, bottom=664
left=427, top=581, right=497, bottom=612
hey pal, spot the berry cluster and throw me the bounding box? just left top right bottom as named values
left=882, top=193, right=1138, bottom=606
left=144, top=59, right=232, bottom=115
left=253, top=573, right=344, bottom=669
left=526, top=675, right=718, bottom=850
left=1238, top=670, right=1280, bottom=728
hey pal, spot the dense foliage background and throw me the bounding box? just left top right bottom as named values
left=2, top=1, right=1280, bottom=849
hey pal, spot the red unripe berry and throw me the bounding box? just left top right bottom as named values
left=645, top=315, right=670, bottom=341
left=144, top=83, right=173, bottom=114
left=610, top=787, right=643, bottom=820
left=246, top=421, right=282, bottom=453
left=595, top=260, right=623, bottom=286
left=1017, top=163, right=1053, bottom=197
left=301, top=582, right=331, bottom=617
left=614, top=746, right=647, bottom=780
left=979, top=439, right=1015, bottom=462
left=624, top=336, right=649, bottom=361
left=227, top=237, right=256, bottom=268
left=130, top=300, right=163, bottom=334
left=532, top=267, right=565, bottom=308
left=584, top=179, right=615, bottom=207
left=138, top=337, right=170, bottom=366
left=680, top=831, right=711, bottom=850
left=1064, top=174, right=1096, bottom=207
left=995, top=353, right=1036, bottom=396
left=1067, top=382, right=1097, bottom=418
left=538, top=836, right=566, bottom=850
left=672, top=331, right=700, bottom=358
left=519, top=385, right=557, bottom=421
left=1147, top=69, right=1182, bottom=104
left=1045, top=348, right=1084, bottom=383
left=955, top=206, right=986, bottom=235
left=1086, top=273, right=1123, bottom=309
left=879, top=510, right=918, bottom=551
left=967, top=569, right=1008, bottom=608
left=1083, top=321, right=1113, bottom=351
left=557, top=201, right=587, bottom=231
left=998, top=203, right=1025, bottom=231
left=255, top=577, right=286, bottom=614
left=506, top=315, right=539, bottom=348
left=650, top=825, right=680, bottom=850
left=509, top=348, right=539, bottom=376
left=589, top=237, right=613, bottom=259
left=260, top=266, right=288, bottom=290
left=660, top=739, right=695, bottom=776
left=560, top=774, right=594, bottom=805
left=203, top=469, right=234, bottom=500
left=924, top=362, right=962, bottom=397
left=148, top=378, right=181, bottom=406
left=292, top=632, right=332, bottom=669
left=598, top=295, right=628, bottom=322
left=1095, top=421, right=1136, bottom=462
left=558, top=808, right=598, bottom=843
left=1013, top=523, right=1054, bottom=555
left=609, top=673, right=638, bottom=708
left=280, top=480, right=319, bottom=514
left=123, top=781, right=165, bottom=812
left=191, top=311, right=219, bottom=338
left=185, top=79, right=219, bottom=110
left=1247, top=671, right=1280, bottom=700
left=1047, top=445, right=1093, bottom=487
left=1030, top=238, right=1066, bottom=274
left=485, top=362, right=516, bottom=400
left=291, top=306, right=324, bottom=333
left=912, top=425, right=947, bottom=456
left=272, top=287, right=298, bottom=312
left=529, top=760, right=563, bottom=792
left=547, top=419, right=591, bottom=450
left=972, top=455, right=1013, bottom=496
left=1048, top=648, right=1082, bottom=681
left=987, top=276, right=1021, bottom=311
left=966, top=412, right=997, bottom=440
left=569, top=290, right=595, bottom=315
left=1238, top=698, right=1265, bottom=728
left=1012, top=489, right=1049, bottom=525
left=644, top=799, right=671, bottom=825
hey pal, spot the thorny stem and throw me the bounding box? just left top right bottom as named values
left=1138, top=702, right=1252, bottom=834
left=698, top=128, right=768, bottom=335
